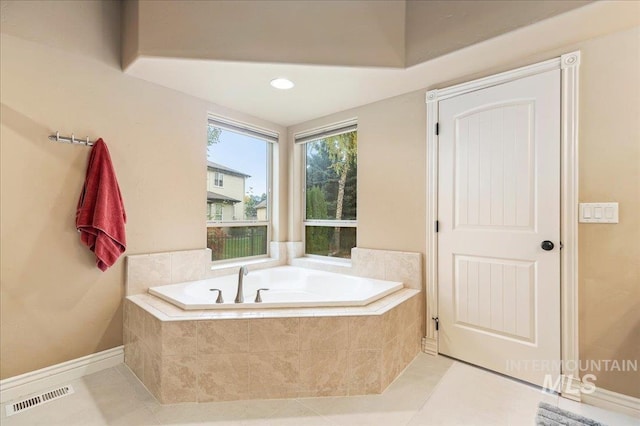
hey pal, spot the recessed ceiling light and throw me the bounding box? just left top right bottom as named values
left=270, top=78, right=295, bottom=90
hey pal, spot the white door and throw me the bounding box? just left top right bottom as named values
left=437, top=70, right=561, bottom=386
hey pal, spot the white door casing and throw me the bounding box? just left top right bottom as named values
left=424, top=52, right=581, bottom=397
left=438, top=69, right=560, bottom=386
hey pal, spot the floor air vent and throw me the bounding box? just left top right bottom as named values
left=5, top=385, right=75, bottom=417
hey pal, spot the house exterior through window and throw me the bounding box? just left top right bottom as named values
left=206, top=162, right=249, bottom=221
left=206, top=116, right=276, bottom=262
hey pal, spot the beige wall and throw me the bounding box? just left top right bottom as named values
left=0, top=0, right=286, bottom=379
left=288, top=92, right=425, bottom=254
left=290, top=27, right=640, bottom=398
left=123, top=0, right=406, bottom=69
left=405, top=0, right=591, bottom=66
left=1, top=0, right=638, bottom=400
left=124, top=0, right=594, bottom=70
left=577, top=28, right=640, bottom=398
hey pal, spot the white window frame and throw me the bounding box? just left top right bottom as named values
left=296, top=119, right=358, bottom=259
left=213, top=172, right=224, bottom=188
left=207, top=115, right=277, bottom=263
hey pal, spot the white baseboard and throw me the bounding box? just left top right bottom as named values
left=422, top=337, right=438, bottom=356
left=582, top=387, right=640, bottom=418
left=560, top=375, right=583, bottom=402
left=0, top=346, right=123, bottom=404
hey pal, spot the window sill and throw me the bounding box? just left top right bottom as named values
left=208, top=256, right=284, bottom=277
left=289, top=256, right=353, bottom=273
left=207, top=250, right=354, bottom=277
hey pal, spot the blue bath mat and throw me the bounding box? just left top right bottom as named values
left=536, top=402, right=607, bottom=426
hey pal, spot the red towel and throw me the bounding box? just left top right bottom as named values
left=76, top=139, right=126, bottom=271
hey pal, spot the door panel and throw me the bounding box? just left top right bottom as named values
left=454, top=102, right=535, bottom=230
left=454, top=255, right=535, bottom=342
left=438, top=70, right=560, bottom=386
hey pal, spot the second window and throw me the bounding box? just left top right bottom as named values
left=299, top=121, right=357, bottom=258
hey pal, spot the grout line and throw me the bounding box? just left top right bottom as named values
left=403, top=359, right=458, bottom=425
left=294, top=397, right=342, bottom=425
left=195, top=320, right=200, bottom=402
left=247, top=320, right=252, bottom=399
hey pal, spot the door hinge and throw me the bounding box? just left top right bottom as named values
left=432, top=316, right=439, bottom=331
left=435, top=220, right=439, bottom=233
left=435, top=122, right=440, bottom=135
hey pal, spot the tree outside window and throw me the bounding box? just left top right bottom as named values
left=304, top=129, right=357, bottom=258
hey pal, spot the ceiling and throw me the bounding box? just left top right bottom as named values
left=123, top=1, right=626, bottom=127
left=126, top=57, right=432, bottom=127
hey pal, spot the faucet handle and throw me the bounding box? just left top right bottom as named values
left=255, top=288, right=270, bottom=303
left=209, top=288, right=224, bottom=304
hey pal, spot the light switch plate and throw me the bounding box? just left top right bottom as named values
left=579, top=202, right=618, bottom=223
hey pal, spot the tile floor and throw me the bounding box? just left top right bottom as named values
left=2, top=354, right=637, bottom=425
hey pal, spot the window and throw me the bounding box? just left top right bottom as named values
left=207, top=203, right=223, bottom=221
left=214, top=172, right=224, bottom=187
left=297, top=121, right=357, bottom=258
left=206, top=116, right=277, bottom=262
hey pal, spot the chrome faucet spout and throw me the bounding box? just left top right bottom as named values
left=235, top=266, right=249, bottom=303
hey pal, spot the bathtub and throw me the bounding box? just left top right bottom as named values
left=148, top=265, right=404, bottom=310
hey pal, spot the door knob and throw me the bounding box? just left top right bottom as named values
left=541, top=240, right=555, bottom=251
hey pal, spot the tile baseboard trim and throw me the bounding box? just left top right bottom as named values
left=0, top=346, right=123, bottom=404
left=580, top=387, right=640, bottom=418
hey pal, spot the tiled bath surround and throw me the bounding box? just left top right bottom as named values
left=288, top=247, right=422, bottom=291
left=126, top=249, right=213, bottom=295
left=126, top=242, right=287, bottom=295
left=124, top=294, right=421, bottom=403
left=124, top=245, right=424, bottom=403
left=126, top=245, right=423, bottom=294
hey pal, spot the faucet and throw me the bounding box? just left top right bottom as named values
left=235, top=266, right=249, bottom=303
left=209, top=288, right=224, bottom=304
left=255, top=288, right=270, bottom=303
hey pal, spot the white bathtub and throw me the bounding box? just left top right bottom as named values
left=148, top=266, right=404, bottom=310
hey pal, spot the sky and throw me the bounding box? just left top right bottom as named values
left=207, top=129, right=268, bottom=197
